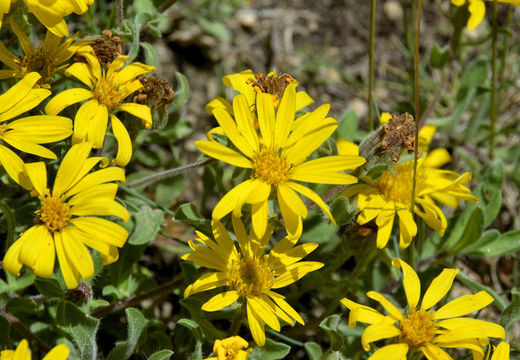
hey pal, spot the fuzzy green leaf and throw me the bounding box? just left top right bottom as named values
left=106, top=308, right=148, bottom=360
left=249, top=338, right=291, bottom=360
left=128, top=205, right=165, bottom=245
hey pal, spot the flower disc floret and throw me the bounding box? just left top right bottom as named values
left=377, top=161, right=426, bottom=204
left=400, top=309, right=436, bottom=347
left=252, top=149, right=290, bottom=186
left=94, top=75, right=126, bottom=109
left=38, top=195, right=71, bottom=232
left=231, top=257, right=274, bottom=297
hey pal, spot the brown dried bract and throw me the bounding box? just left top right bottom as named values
left=246, top=72, right=295, bottom=106
left=379, top=113, right=418, bottom=162
left=90, top=30, right=123, bottom=68
left=133, top=75, right=175, bottom=112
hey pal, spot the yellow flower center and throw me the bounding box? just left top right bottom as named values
left=94, top=75, right=125, bottom=109
left=38, top=196, right=71, bottom=232
left=252, top=149, right=291, bottom=186
left=377, top=161, right=425, bottom=204
left=246, top=72, right=295, bottom=108
left=400, top=309, right=436, bottom=347
left=230, top=257, right=273, bottom=297
left=21, top=49, right=55, bottom=85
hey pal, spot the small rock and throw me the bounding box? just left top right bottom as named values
left=384, top=0, right=402, bottom=21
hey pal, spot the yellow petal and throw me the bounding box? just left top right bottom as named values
left=45, top=88, right=93, bottom=115
left=70, top=199, right=129, bottom=222
left=421, top=269, right=459, bottom=310
left=202, top=291, right=240, bottom=311
left=54, top=231, right=79, bottom=289
left=392, top=258, right=421, bottom=312
left=251, top=200, right=268, bottom=240
left=287, top=181, right=335, bottom=224
left=0, top=72, right=41, bottom=115
left=52, top=142, right=93, bottom=197
left=336, top=138, right=359, bottom=156
left=183, top=272, right=228, bottom=297
left=247, top=296, right=280, bottom=332
left=6, top=115, right=72, bottom=143
left=274, top=83, right=296, bottom=149
left=205, top=96, right=232, bottom=115
left=3, top=234, right=26, bottom=276
left=491, top=342, right=510, bottom=360
left=369, top=344, right=409, bottom=360
left=268, top=291, right=304, bottom=325
left=61, top=227, right=94, bottom=281
left=0, top=144, right=32, bottom=189
left=376, top=212, right=395, bottom=249
left=0, top=89, right=50, bottom=120
left=361, top=323, right=401, bottom=351
left=222, top=69, right=256, bottom=106
left=86, top=103, right=108, bottom=148
left=434, top=291, right=494, bottom=320
left=212, top=107, right=255, bottom=158
left=72, top=100, right=99, bottom=144
left=277, top=184, right=306, bottom=237
left=340, top=298, right=385, bottom=327
left=195, top=140, right=252, bottom=168
left=271, top=261, right=323, bottom=288
left=467, top=0, right=486, bottom=30
left=436, top=318, right=505, bottom=339
left=232, top=94, right=259, bottom=150
left=118, top=103, right=152, bottom=129
left=257, top=93, right=275, bottom=149
left=110, top=114, right=132, bottom=166
left=366, top=291, right=403, bottom=320
left=247, top=299, right=266, bottom=346
left=420, top=343, right=454, bottom=360
left=295, top=90, right=314, bottom=111
left=397, top=209, right=417, bottom=248
left=0, top=42, right=19, bottom=70
left=42, top=344, right=70, bottom=360
left=69, top=217, right=128, bottom=248
left=212, top=179, right=256, bottom=219
left=2, top=135, right=57, bottom=159
left=64, top=166, right=125, bottom=198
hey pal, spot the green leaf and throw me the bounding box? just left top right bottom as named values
left=445, top=206, right=484, bottom=254
left=56, top=301, right=100, bottom=360
left=155, top=175, right=184, bottom=207
left=476, top=230, right=520, bottom=257
left=477, top=160, right=504, bottom=227
left=107, top=308, right=149, bottom=360
left=304, top=341, right=323, bottom=360
left=179, top=298, right=226, bottom=341
left=457, top=59, right=488, bottom=101
left=0, top=314, right=10, bottom=347
left=109, top=243, right=147, bottom=284
left=174, top=203, right=212, bottom=234
left=5, top=297, right=36, bottom=314
left=196, top=17, right=230, bottom=42
left=141, top=42, right=157, bottom=67
left=461, top=229, right=500, bottom=255
left=5, top=269, right=35, bottom=292
left=249, top=338, right=291, bottom=360
left=319, top=314, right=343, bottom=352
left=336, top=109, right=358, bottom=141
left=169, top=72, right=190, bottom=113
left=35, top=278, right=64, bottom=298
left=177, top=318, right=202, bottom=340
left=128, top=205, right=165, bottom=245
left=441, top=203, right=477, bottom=252
left=500, top=288, right=520, bottom=334
left=149, top=350, right=174, bottom=360
left=430, top=44, right=450, bottom=69
left=329, top=197, right=356, bottom=226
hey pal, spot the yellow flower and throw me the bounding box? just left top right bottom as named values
left=45, top=48, right=155, bottom=166
left=195, top=83, right=365, bottom=238
left=0, top=18, right=82, bottom=87
left=205, top=69, right=314, bottom=115
left=0, top=339, right=69, bottom=360
left=341, top=258, right=505, bottom=360
left=183, top=218, right=323, bottom=346
left=488, top=342, right=510, bottom=360
left=0, top=72, right=72, bottom=189
left=204, top=336, right=252, bottom=360
left=451, top=0, right=520, bottom=30
left=3, top=142, right=129, bottom=289
left=0, top=0, right=94, bottom=37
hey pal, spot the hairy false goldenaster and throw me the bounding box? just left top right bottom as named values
left=45, top=48, right=155, bottom=166
left=0, top=18, right=82, bottom=86
left=183, top=219, right=323, bottom=346
left=0, top=72, right=72, bottom=189
left=341, top=258, right=505, bottom=360
left=0, top=339, right=69, bottom=360
left=196, top=83, right=365, bottom=238
left=0, top=0, right=94, bottom=37
left=3, top=142, right=129, bottom=289
left=204, top=336, right=252, bottom=360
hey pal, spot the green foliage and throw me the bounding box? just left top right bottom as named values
left=106, top=308, right=148, bottom=360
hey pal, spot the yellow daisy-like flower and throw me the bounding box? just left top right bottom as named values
left=0, top=0, right=94, bottom=37
left=45, top=49, right=155, bottom=166
left=0, top=18, right=82, bottom=87
left=341, top=258, right=505, bottom=360
left=451, top=0, right=520, bottom=31
left=204, top=336, right=252, bottom=360
left=486, top=342, right=510, bottom=360
left=183, top=218, right=323, bottom=346
left=3, top=142, right=129, bottom=289
left=0, top=72, right=72, bottom=189
left=0, top=339, right=69, bottom=360
left=205, top=68, right=314, bottom=116
left=196, top=83, right=366, bottom=238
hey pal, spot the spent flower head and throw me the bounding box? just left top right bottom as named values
left=183, top=218, right=323, bottom=346
left=3, top=142, right=129, bottom=289
left=341, top=258, right=505, bottom=359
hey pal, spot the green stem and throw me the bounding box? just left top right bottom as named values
left=1, top=310, right=50, bottom=352
left=368, top=0, right=377, bottom=131
left=118, top=183, right=175, bottom=217
left=116, top=0, right=123, bottom=27
left=128, top=159, right=214, bottom=188
left=410, top=0, right=422, bottom=214
left=91, top=273, right=184, bottom=318
left=489, top=0, right=498, bottom=160
left=227, top=309, right=244, bottom=336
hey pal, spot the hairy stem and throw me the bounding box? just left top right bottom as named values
left=489, top=0, right=498, bottom=159
left=116, top=0, right=123, bottom=27
left=118, top=183, right=175, bottom=216
left=368, top=0, right=377, bottom=131
left=1, top=310, right=51, bottom=352
left=128, top=159, right=214, bottom=188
